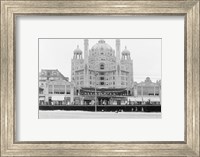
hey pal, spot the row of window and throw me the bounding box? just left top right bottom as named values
left=75, top=71, right=84, bottom=75
left=89, top=81, right=116, bottom=86
left=137, top=87, right=160, bottom=94
left=89, top=71, right=116, bottom=75
left=39, top=77, right=62, bottom=81
left=90, top=51, right=114, bottom=56
left=72, top=60, right=84, bottom=65
left=89, top=57, right=116, bottom=63
left=48, top=85, right=71, bottom=94
left=48, top=91, right=71, bottom=94
left=121, top=66, right=129, bottom=71
left=72, top=65, right=84, bottom=70
left=49, top=85, right=71, bottom=88
left=121, top=82, right=128, bottom=86
left=121, top=71, right=129, bottom=75
left=40, top=71, right=58, bottom=76
left=88, top=65, right=116, bottom=70
left=121, top=76, right=128, bottom=81
left=89, top=76, right=116, bottom=80
left=76, top=81, right=84, bottom=86
left=75, top=75, right=84, bottom=80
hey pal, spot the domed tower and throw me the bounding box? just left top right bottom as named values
left=120, top=46, right=134, bottom=94
left=71, top=45, right=84, bottom=95
left=73, top=45, right=83, bottom=59
left=122, top=46, right=131, bottom=60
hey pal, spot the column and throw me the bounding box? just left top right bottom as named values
left=134, top=86, right=137, bottom=97
left=65, top=84, right=67, bottom=94
left=141, top=86, right=143, bottom=103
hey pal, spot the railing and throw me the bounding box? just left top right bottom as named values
left=39, top=104, right=161, bottom=112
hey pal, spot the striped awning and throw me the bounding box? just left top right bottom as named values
left=128, top=96, right=160, bottom=102
left=52, top=95, right=65, bottom=101
left=80, top=87, right=127, bottom=93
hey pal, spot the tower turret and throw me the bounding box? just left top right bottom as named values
left=73, top=45, right=82, bottom=59
left=84, top=39, right=89, bottom=87
left=84, top=39, right=89, bottom=62
left=122, top=46, right=131, bottom=60
left=116, top=39, right=120, bottom=63
left=115, top=39, right=121, bottom=87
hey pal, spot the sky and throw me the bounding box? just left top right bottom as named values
left=39, top=38, right=161, bottom=82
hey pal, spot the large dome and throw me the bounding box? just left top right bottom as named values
left=91, top=40, right=113, bottom=52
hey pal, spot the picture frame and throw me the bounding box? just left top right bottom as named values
left=0, top=0, right=199, bottom=156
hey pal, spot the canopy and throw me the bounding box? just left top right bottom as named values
left=128, top=96, right=160, bottom=102
left=52, top=95, right=65, bottom=101
left=80, top=87, right=127, bottom=93
left=39, top=96, right=45, bottom=100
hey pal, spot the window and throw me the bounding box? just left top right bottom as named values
left=48, top=85, right=53, bottom=94
left=100, top=77, right=104, bottom=80
left=100, top=63, right=104, bottom=69
left=53, top=72, right=57, bottom=76
left=66, top=91, right=70, bottom=94
left=54, top=85, right=65, bottom=94
left=100, top=82, right=104, bottom=85
left=39, top=89, right=44, bottom=94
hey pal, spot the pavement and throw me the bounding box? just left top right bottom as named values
left=39, top=110, right=161, bottom=119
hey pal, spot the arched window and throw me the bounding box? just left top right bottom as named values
left=100, top=63, right=104, bottom=70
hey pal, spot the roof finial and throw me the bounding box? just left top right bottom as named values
left=125, top=46, right=127, bottom=49
left=77, top=45, right=79, bottom=48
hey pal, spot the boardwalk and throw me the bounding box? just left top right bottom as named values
left=39, top=110, right=161, bottom=119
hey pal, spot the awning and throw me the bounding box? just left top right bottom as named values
left=83, top=96, right=95, bottom=100
left=127, top=97, right=142, bottom=101
left=52, top=95, right=65, bottom=101
left=80, top=87, right=127, bottom=93
left=39, top=96, right=45, bottom=100
left=127, top=96, right=160, bottom=102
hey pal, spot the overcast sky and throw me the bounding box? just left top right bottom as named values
left=39, top=38, right=161, bottom=82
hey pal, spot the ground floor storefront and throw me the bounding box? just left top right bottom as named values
left=82, top=96, right=128, bottom=106
left=39, top=95, right=73, bottom=105
left=39, top=104, right=161, bottom=112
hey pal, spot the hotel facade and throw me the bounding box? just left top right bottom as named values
left=71, top=39, right=133, bottom=94
left=39, top=39, right=161, bottom=106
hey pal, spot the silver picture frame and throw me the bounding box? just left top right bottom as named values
left=0, top=0, right=199, bottom=156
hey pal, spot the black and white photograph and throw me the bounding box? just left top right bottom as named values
left=39, top=38, right=161, bottom=119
